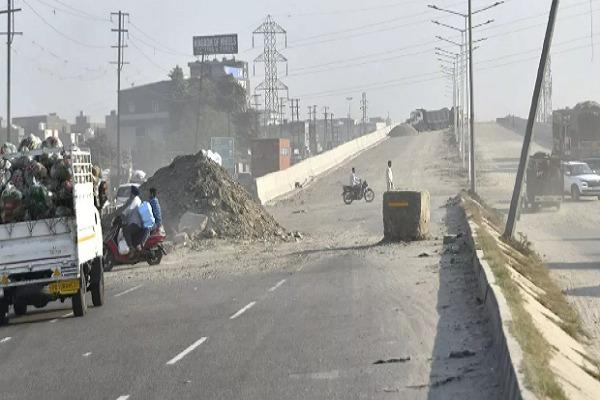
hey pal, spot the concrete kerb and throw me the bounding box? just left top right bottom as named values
left=255, top=125, right=394, bottom=205
left=460, top=209, right=537, bottom=400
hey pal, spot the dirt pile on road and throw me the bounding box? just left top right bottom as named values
left=140, top=151, right=285, bottom=241
left=389, top=124, right=418, bottom=137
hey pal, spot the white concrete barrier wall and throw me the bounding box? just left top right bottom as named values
left=256, top=125, right=394, bottom=204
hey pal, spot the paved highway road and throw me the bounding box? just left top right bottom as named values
left=0, top=131, right=500, bottom=400
left=476, top=122, right=600, bottom=358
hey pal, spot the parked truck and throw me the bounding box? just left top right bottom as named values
left=0, top=148, right=104, bottom=325
left=553, top=101, right=600, bottom=162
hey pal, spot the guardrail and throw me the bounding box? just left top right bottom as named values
left=255, top=125, right=394, bottom=204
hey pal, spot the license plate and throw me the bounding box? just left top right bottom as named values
left=49, top=279, right=80, bottom=295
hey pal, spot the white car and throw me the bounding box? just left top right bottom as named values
left=115, top=183, right=141, bottom=208
left=563, top=161, right=600, bottom=200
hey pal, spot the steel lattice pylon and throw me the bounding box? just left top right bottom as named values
left=253, top=15, right=288, bottom=126
left=538, top=55, right=553, bottom=123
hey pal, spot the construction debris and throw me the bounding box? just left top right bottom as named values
left=139, top=151, right=285, bottom=241
left=389, top=123, right=418, bottom=137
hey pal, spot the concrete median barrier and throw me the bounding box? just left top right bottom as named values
left=382, top=191, right=430, bottom=241
left=255, top=125, right=394, bottom=204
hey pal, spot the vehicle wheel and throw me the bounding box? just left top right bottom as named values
left=343, top=192, right=353, bottom=205
left=0, top=300, right=9, bottom=326
left=364, top=189, right=375, bottom=203
left=103, top=247, right=115, bottom=272
left=13, top=302, right=27, bottom=316
left=571, top=185, right=581, bottom=201
left=90, top=258, right=105, bottom=307
left=71, top=274, right=87, bottom=317
left=147, top=249, right=163, bottom=266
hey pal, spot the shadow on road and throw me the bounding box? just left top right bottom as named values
left=286, top=240, right=389, bottom=257
left=6, top=307, right=73, bottom=326
left=546, top=262, right=600, bottom=270
left=424, top=203, right=501, bottom=399
left=564, top=285, right=600, bottom=298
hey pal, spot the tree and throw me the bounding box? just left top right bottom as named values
left=84, top=133, right=116, bottom=168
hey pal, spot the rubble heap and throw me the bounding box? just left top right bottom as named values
left=140, top=151, right=285, bottom=240
left=389, top=124, right=418, bottom=137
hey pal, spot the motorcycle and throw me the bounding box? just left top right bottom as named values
left=342, top=180, right=375, bottom=205
left=103, top=215, right=167, bottom=272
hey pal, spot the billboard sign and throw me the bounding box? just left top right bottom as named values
left=223, top=66, right=244, bottom=80
left=211, top=137, right=235, bottom=175
left=193, top=34, right=238, bottom=56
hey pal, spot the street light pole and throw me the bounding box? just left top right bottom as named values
left=468, top=0, right=476, bottom=193
left=429, top=2, right=504, bottom=193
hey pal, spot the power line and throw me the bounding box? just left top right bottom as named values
left=129, top=21, right=189, bottom=57
left=287, top=5, right=600, bottom=78
left=30, top=0, right=109, bottom=23
left=297, top=37, right=599, bottom=99
left=21, top=0, right=107, bottom=48
left=129, top=38, right=172, bottom=73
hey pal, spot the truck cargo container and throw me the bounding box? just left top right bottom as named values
left=553, top=101, right=600, bottom=161
left=251, top=138, right=291, bottom=178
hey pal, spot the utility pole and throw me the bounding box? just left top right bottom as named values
left=1, top=0, right=21, bottom=143
left=504, top=0, right=559, bottom=238
left=111, top=10, right=129, bottom=186
left=330, top=113, right=335, bottom=146
left=323, top=106, right=329, bottom=150
left=360, top=92, right=368, bottom=135
left=346, top=96, right=353, bottom=141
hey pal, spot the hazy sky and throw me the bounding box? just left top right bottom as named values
left=4, top=0, right=599, bottom=124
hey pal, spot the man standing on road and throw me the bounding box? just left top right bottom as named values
left=386, top=160, right=394, bottom=191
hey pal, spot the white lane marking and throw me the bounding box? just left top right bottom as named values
left=82, top=352, right=92, bottom=357
left=114, top=285, right=143, bottom=298
left=268, top=279, right=286, bottom=293
left=166, top=337, right=208, bottom=366
left=229, top=301, right=256, bottom=320
left=0, top=337, right=12, bottom=344
left=116, top=396, right=130, bottom=400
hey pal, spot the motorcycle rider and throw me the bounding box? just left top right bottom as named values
left=121, top=186, right=144, bottom=255
left=350, top=167, right=362, bottom=199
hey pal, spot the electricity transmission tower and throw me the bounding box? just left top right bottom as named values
left=360, top=93, right=368, bottom=135
left=253, top=15, right=288, bottom=127
left=537, top=56, right=553, bottom=123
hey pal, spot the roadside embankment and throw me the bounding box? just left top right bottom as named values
left=458, top=191, right=600, bottom=400
left=255, top=125, right=394, bottom=204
